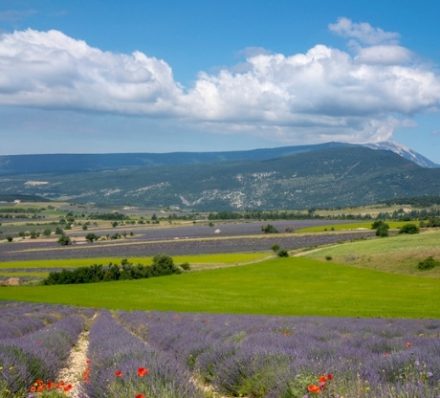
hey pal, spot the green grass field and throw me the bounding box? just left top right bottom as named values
left=295, top=220, right=419, bottom=233
left=305, top=230, right=440, bottom=276
left=0, top=256, right=439, bottom=318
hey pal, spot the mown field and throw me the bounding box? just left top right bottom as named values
left=295, top=220, right=419, bottom=232
left=0, top=255, right=439, bottom=318
left=306, top=230, right=440, bottom=277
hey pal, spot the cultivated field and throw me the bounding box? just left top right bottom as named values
left=0, top=302, right=439, bottom=398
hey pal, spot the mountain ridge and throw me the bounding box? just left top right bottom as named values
left=0, top=145, right=439, bottom=210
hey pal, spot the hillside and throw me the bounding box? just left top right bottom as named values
left=0, top=145, right=439, bottom=210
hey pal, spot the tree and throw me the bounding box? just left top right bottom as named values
left=58, top=235, right=72, bottom=246
left=43, top=228, right=52, bottom=237
left=85, top=233, right=99, bottom=243
left=399, top=223, right=420, bottom=234
left=375, top=223, right=389, bottom=237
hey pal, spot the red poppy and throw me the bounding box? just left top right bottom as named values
left=64, top=384, right=73, bottom=392
left=327, top=373, right=333, bottom=380
left=307, top=384, right=321, bottom=394
left=115, top=370, right=123, bottom=378
left=137, top=367, right=149, bottom=377
left=319, top=375, right=328, bottom=383
left=135, top=394, right=145, bottom=398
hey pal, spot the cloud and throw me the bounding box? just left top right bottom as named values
left=0, top=24, right=440, bottom=144
left=329, top=17, right=400, bottom=46
left=0, top=29, right=182, bottom=115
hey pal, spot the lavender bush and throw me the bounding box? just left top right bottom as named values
left=119, top=312, right=440, bottom=398
left=86, top=311, right=202, bottom=398
left=0, top=315, right=85, bottom=394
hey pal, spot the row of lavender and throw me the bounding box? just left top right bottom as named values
left=119, top=311, right=440, bottom=398
left=0, top=302, right=92, bottom=395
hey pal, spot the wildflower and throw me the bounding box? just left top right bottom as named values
left=308, top=384, right=321, bottom=394
left=135, top=394, right=145, bottom=398
left=319, top=375, right=328, bottom=383
left=327, top=373, right=333, bottom=380
left=63, top=384, right=73, bottom=392
left=137, top=367, right=149, bottom=377
left=115, top=370, right=123, bottom=378
left=405, top=341, right=412, bottom=349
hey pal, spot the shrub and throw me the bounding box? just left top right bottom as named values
left=399, top=223, right=420, bottom=234
left=57, top=235, right=71, bottom=246
left=375, top=223, right=390, bottom=237
left=325, top=255, right=333, bottom=261
left=55, top=227, right=64, bottom=235
left=43, top=228, right=51, bottom=237
left=261, top=224, right=278, bottom=234
left=277, top=249, right=289, bottom=257
left=180, top=262, right=191, bottom=271
left=271, top=244, right=280, bottom=253
left=372, top=220, right=387, bottom=230
left=85, top=233, right=99, bottom=243
left=6, top=236, right=13, bottom=242
left=417, top=256, right=440, bottom=270
left=43, top=256, right=184, bottom=285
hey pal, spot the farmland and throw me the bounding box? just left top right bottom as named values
left=0, top=302, right=439, bottom=398
left=1, top=203, right=439, bottom=397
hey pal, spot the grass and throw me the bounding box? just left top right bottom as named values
left=0, top=256, right=439, bottom=318
left=0, top=252, right=271, bottom=270
left=305, top=230, right=440, bottom=277
left=296, top=220, right=419, bottom=233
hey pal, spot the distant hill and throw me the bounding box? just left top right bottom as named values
left=0, top=142, right=350, bottom=175
left=0, top=144, right=439, bottom=210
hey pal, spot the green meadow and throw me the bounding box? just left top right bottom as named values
left=0, top=256, right=438, bottom=318
left=0, top=252, right=270, bottom=270
left=295, top=220, right=419, bottom=233
left=305, top=230, right=440, bottom=276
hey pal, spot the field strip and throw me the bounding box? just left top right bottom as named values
left=8, top=230, right=373, bottom=254
left=57, top=313, right=97, bottom=398
left=113, top=314, right=242, bottom=398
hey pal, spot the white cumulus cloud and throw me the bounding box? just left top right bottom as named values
left=0, top=29, right=182, bottom=115
left=0, top=23, right=440, bottom=145
left=329, top=17, right=400, bottom=45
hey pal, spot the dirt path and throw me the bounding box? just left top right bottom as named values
left=57, top=314, right=97, bottom=398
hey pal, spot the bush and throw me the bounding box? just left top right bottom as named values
left=43, top=256, right=185, bottom=285
left=43, top=228, right=51, bottom=237
left=277, top=249, right=289, bottom=257
left=372, top=220, right=387, bottom=230
left=271, top=244, right=280, bottom=253
left=399, top=223, right=420, bottom=234
left=261, top=224, right=278, bottom=234
left=6, top=236, right=13, bottom=242
left=57, top=235, right=71, bottom=246
left=417, top=256, right=440, bottom=270
left=179, top=262, right=191, bottom=271
left=325, top=255, right=333, bottom=261
left=375, top=223, right=390, bottom=237
left=85, top=233, right=99, bottom=243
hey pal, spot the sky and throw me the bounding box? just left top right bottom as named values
left=0, top=0, right=439, bottom=162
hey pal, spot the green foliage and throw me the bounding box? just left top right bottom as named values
left=85, top=233, right=99, bottom=243
left=57, top=235, right=71, bottom=246
left=277, top=249, right=289, bottom=257
left=418, top=256, right=440, bottom=270
left=179, top=262, right=191, bottom=271
left=271, top=244, right=280, bottom=253
left=55, top=227, right=63, bottom=235
left=43, top=228, right=52, bottom=237
left=375, top=223, right=390, bottom=237
left=399, top=223, right=420, bottom=234
left=372, top=220, right=387, bottom=229
left=325, top=255, right=333, bottom=261
left=261, top=224, right=278, bottom=234
left=43, top=255, right=183, bottom=285
left=6, top=236, right=13, bottom=242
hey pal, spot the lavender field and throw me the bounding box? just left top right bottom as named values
left=0, top=302, right=439, bottom=398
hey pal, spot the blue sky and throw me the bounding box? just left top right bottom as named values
left=0, top=0, right=439, bottom=162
